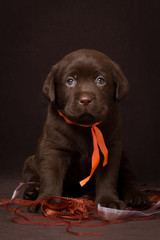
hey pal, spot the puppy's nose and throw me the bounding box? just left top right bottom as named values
left=79, top=94, right=92, bottom=106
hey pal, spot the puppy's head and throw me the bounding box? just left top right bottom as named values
left=43, top=49, right=129, bottom=124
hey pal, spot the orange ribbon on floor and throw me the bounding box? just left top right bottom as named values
left=58, top=110, right=108, bottom=186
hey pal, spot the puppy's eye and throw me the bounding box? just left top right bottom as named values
left=95, top=76, right=106, bottom=86
left=66, top=77, right=77, bottom=87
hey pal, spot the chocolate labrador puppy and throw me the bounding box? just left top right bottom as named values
left=22, top=49, right=150, bottom=212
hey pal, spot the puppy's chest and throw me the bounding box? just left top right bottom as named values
left=67, top=151, right=92, bottom=182
left=68, top=128, right=95, bottom=178
left=71, top=127, right=93, bottom=155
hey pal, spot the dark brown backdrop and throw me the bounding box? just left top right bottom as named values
left=0, top=0, right=160, bottom=183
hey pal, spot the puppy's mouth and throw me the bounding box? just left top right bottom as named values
left=63, top=104, right=108, bottom=125
left=78, top=113, right=96, bottom=125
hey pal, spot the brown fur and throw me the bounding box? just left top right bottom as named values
left=22, top=49, right=150, bottom=212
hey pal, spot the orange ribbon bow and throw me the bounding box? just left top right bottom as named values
left=58, top=110, right=108, bottom=187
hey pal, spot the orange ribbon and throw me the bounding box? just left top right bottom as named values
left=58, top=110, right=108, bottom=187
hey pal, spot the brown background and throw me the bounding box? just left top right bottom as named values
left=0, top=0, right=160, bottom=183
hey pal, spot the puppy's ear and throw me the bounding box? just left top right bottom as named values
left=111, top=61, right=129, bottom=101
left=43, top=66, right=56, bottom=102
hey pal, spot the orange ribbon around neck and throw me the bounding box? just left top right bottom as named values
left=58, top=110, right=108, bottom=187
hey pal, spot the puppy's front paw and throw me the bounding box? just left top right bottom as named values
left=123, top=188, right=151, bottom=208
left=23, top=185, right=40, bottom=200
left=95, top=198, right=127, bottom=210
left=27, top=193, right=62, bottom=213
